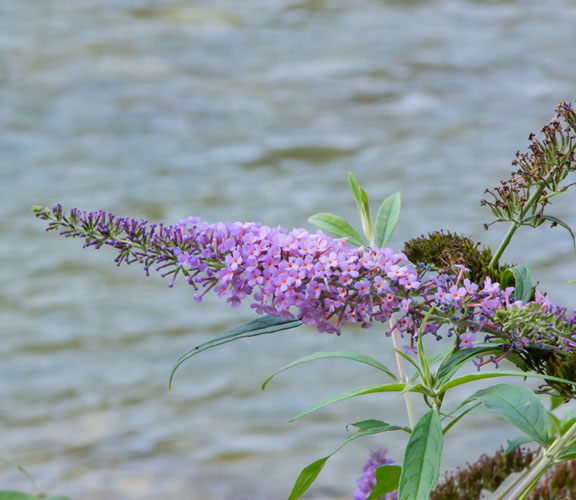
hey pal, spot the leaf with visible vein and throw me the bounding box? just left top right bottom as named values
left=262, top=351, right=398, bottom=390
left=471, top=384, right=549, bottom=446
left=398, top=409, right=443, bottom=500
left=375, top=191, right=401, bottom=247
left=308, top=213, right=365, bottom=247
left=170, top=315, right=302, bottom=388
left=366, top=465, right=402, bottom=500
left=286, top=420, right=407, bottom=500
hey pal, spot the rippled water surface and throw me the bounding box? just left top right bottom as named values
left=1, top=0, right=576, bottom=498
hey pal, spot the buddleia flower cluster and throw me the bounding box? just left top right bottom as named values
left=33, top=205, right=576, bottom=363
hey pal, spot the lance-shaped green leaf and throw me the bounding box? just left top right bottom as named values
left=348, top=419, right=411, bottom=434
left=558, top=444, right=576, bottom=461
left=288, top=383, right=407, bottom=422
left=550, top=394, right=564, bottom=411
left=471, top=384, right=549, bottom=447
left=286, top=420, right=407, bottom=500
left=262, top=351, right=398, bottom=390
left=416, top=305, right=435, bottom=387
left=348, top=172, right=375, bottom=245
left=438, top=370, right=576, bottom=395
left=398, top=409, right=443, bottom=500
left=308, top=213, right=365, bottom=247
left=436, top=346, right=502, bottom=387
left=500, top=265, right=533, bottom=303
left=524, top=215, right=576, bottom=255
left=286, top=458, right=328, bottom=500
left=375, top=191, right=401, bottom=248
left=441, top=402, right=481, bottom=435
left=366, top=465, right=402, bottom=500
left=170, top=315, right=302, bottom=388
left=503, top=436, right=534, bottom=456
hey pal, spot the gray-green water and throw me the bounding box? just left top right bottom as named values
left=1, top=1, right=576, bottom=498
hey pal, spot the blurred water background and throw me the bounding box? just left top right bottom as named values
left=1, top=0, right=576, bottom=498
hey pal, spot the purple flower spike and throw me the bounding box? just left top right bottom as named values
left=33, top=205, right=576, bottom=356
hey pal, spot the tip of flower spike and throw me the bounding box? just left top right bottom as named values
left=31, top=205, right=48, bottom=218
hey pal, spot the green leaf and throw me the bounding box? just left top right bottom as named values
left=288, top=383, right=407, bottom=422
left=503, top=436, right=534, bottom=456
left=416, top=305, right=436, bottom=387
left=560, top=408, right=576, bottom=434
left=262, top=351, right=397, bottom=390
left=348, top=419, right=411, bottom=434
left=558, top=444, right=576, bottom=461
left=500, top=265, right=533, bottom=304
left=393, top=349, right=424, bottom=382
left=348, top=172, right=375, bottom=245
left=398, top=409, right=443, bottom=500
left=438, top=370, right=576, bottom=395
left=286, top=419, right=408, bottom=500
left=170, top=315, right=302, bottom=388
left=442, top=402, right=481, bottom=435
left=375, top=191, right=401, bottom=248
left=436, top=346, right=502, bottom=387
left=286, top=457, right=329, bottom=500
left=524, top=215, right=576, bottom=255
left=546, top=411, right=561, bottom=436
left=366, top=465, right=402, bottom=500
left=471, top=384, right=549, bottom=446
left=550, top=394, right=564, bottom=411
left=308, top=213, right=365, bottom=247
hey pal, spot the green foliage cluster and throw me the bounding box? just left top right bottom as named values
left=402, top=231, right=508, bottom=283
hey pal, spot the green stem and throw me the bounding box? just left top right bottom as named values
left=504, top=420, right=576, bottom=500
left=488, top=173, right=553, bottom=269
left=390, top=319, right=415, bottom=429
left=494, top=449, right=542, bottom=500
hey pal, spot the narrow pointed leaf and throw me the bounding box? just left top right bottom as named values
left=286, top=457, right=329, bottom=500
left=500, top=265, right=533, bottom=303
left=436, top=346, right=502, bottom=387
left=348, top=419, right=411, bottom=434
left=558, top=444, right=576, bottom=461
left=442, top=402, right=481, bottom=435
left=471, top=384, right=549, bottom=446
left=170, top=315, right=302, bottom=388
left=366, top=465, right=402, bottom=500
left=438, top=370, right=576, bottom=394
left=286, top=419, right=408, bottom=500
left=393, top=349, right=424, bottom=381
left=398, top=409, right=443, bottom=500
left=308, top=213, right=365, bottom=247
left=348, top=173, right=375, bottom=244
left=288, top=383, right=406, bottom=422
left=503, top=436, right=534, bottom=456
left=262, top=351, right=397, bottom=390
left=375, top=191, right=401, bottom=247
